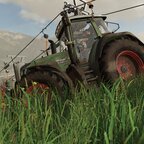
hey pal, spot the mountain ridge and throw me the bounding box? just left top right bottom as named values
left=0, top=30, right=48, bottom=79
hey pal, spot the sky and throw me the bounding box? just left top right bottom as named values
left=0, top=0, right=143, bottom=41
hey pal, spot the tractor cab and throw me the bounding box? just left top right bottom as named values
left=70, top=16, right=109, bottom=62
left=55, top=15, right=109, bottom=64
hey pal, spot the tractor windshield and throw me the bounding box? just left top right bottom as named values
left=94, top=18, right=109, bottom=34
left=71, top=17, right=109, bottom=62
left=71, top=19, right=96, bottom=62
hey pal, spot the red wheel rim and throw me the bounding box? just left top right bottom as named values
left=23, top=82, right=51, bottom=107
left=116, top=50, right=144, bottom=79
left=26, top=82, right=49, bottom=94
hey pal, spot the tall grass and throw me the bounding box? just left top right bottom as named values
left=0, top=77, right=144, bottom=144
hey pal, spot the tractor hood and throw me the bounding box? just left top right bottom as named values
left=25, top=51, right=70, bottom=72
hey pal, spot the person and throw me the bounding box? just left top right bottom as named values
left=72, top=21, right=94, bottom=61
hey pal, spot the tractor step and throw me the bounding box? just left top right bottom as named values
left=80, top=65, right=89, bottom=71
left=87, top=76, right=98, bottom=83
left=79, top=62, right=98, bottom=85
left=84, top=70, right=93, bottom=74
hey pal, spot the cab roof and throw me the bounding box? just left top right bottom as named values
left=69, top=15, right=106, bottom=21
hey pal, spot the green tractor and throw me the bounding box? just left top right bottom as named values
left=14, top=0, right=144, bottom=97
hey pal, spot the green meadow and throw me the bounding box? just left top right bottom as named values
left=0, top=77, right=144, bottom=144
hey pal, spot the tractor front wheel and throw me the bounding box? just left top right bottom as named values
left=17, top=70, right=70, bottom=104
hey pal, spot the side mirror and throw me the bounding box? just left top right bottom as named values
left=106, top=21, right=120, bottom=33
left=43, top=34, right=58, bottom=55
left=48, top=40, right=57, bottom=54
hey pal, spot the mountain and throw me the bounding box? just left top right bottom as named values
left=0, top=30, right=50, bottom=81
left=0, top=30, right=48, bottom=59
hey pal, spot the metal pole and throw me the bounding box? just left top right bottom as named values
left=73, top=0, right=76, bottom=6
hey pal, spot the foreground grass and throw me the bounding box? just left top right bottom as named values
left=1, top=77, right=144, bottom=144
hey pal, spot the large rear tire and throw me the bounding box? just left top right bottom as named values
left=100, top=39, right=144, bottom=81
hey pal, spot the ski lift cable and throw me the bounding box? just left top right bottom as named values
left=0, top=13, right=61, bottom=74
left=102, top=3, right=144, bottom=15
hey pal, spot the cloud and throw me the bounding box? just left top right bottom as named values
left=64, top=0, right=144, bottom=22
left=0, top=0, right=143, bottom=24
left=20, top=9, right=46, bottom=24
left=94, top=0, right=144, bottom=21
left=0, top=0, right=9, bottom=3
left=0, top=0, right=64, bottom=24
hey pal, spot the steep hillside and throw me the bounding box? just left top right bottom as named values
left=0, top=31, right=48, bottom=62
left=0, top=30, right=49, bottom=80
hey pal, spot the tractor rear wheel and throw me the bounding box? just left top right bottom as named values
left=100, top=39, right=144, bottom=81
left=17, top=70, right=70, bottom=104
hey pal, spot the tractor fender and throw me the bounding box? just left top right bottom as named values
left=20, top=61, right=60, bottom=78
left=97, top=32, right=144, bottom=58
left=89, top=32, right=144, bottom=76
left=20, top=64, right=74, bottom=90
